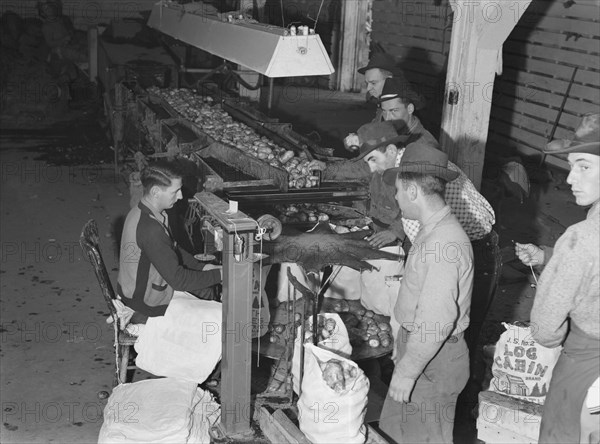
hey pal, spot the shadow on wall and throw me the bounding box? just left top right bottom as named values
left=486, top=0, right=554, bottom=161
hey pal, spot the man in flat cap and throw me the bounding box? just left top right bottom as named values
left=379, top=141, right=473, bottom=444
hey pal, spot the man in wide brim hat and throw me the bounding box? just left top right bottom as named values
left=378, top=141, right=474, bottom=444
left=353, top=120, right=409, bottom=160
left=358, top=52, right=403, bottom=75
left=544, top=113, right=600, bottom=156
left=514, top=113, right=600, bottom=443
left=382, top=140, right=460, bottom=185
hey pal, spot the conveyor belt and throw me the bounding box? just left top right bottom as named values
left=226, top=184, right=368, bottom=204
left=202, top=157, right=257, bottom=182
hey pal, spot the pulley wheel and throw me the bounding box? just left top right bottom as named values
left=256, top=214, right=282, bottom=241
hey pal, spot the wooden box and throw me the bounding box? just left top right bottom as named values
left=477, top=390, right=542, bottom=444
left=159, top=118, right=212, bottom=155
left=136, top=94, right=178, bottom=127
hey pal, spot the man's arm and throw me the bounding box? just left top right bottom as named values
left=323, top=160, right=371, bottom=181
left=531, top=229, right=589, bottom=348
left=179, top=246, right=207, bottom=271
left=138, top=222, right=221, bottom=291
left=389, top=248, right=466, bottom=402
left=394, top=261, right=462, bottom=379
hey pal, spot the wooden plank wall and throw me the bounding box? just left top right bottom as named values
left=0, top=0, right=156, bottom=29
left=371, top=0, right=600, bottom=169
left=488, top=0, right=600, bottom=168
left=371, top=0, right=453, bottom=133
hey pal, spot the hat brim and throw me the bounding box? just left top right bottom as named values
left=543, top=140, right=600, bottom=155
left=355, top=135, right=410, bottom=160
left=358, top=63, right=397, bottom=75
left=383, top=164, right=459, bottom=185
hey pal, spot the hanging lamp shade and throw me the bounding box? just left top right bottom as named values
left=147, top=1, right=335, bottom=78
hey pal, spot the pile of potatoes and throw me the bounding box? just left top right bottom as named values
left=319, top=358, right=358, bottom=393
left=147, top=87, right=318, bottom=188
left=276, top=204, right=330, bottom=224
left=331, top=303, right=393, bottom=349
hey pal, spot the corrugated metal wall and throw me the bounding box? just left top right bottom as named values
left=371, top=0, right=600, bottom=168
left=0, top=0, right=156, bottom=29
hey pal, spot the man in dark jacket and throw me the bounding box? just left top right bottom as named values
left=117, top=161, right=221, bottom=321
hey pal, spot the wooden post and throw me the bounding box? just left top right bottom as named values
left=337, top=0, right=371, bottom=92
left=439, top=0, right=531, bottom=189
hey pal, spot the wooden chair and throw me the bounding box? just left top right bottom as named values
left=79, top=219, right=137, bottom=386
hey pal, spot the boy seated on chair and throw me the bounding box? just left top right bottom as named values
left=116, top=160, right=222, bottom=325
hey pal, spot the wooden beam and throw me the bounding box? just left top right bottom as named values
left=439, top=0, right=532, bottom=189
left=337, top=0, right=371, bottom=92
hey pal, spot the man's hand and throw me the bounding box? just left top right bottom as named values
left=515, top=243, right=545, bottom=266
left=343, top=133, right=360, bottom=152
left=366, top=230, right=398, bottom=248
left=307, top=160, right=326, bottom=171
left=389, top=370, right=416, bottom=403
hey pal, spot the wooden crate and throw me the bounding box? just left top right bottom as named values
left=477, top=391, right=542, bottom=444
left=159, top=118, right=212, bottom=155
left=198, top=142, right=289, bottom=192
left=136, top=94, right=178, bottom=127
left=254, top=406, right=389, bottom=444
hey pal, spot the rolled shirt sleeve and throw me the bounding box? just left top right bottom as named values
left=531, top=229, right=590, bottom=348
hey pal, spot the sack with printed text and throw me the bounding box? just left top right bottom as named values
left=490, top=322, right=562, bottom=404
left=297, top=344, right=369, bottom=444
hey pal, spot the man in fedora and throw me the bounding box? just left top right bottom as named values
left=379, top=142, right=473, bottom=444
left=515, top=113, right=599, bottom=444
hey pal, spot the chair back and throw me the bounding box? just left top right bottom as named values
left=79, top=219, right=120, bottom=327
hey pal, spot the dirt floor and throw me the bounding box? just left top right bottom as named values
left=0, top=84, right=580, bottom=443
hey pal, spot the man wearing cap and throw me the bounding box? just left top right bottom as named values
left=343, top=53, right=424, bottom=151
left=515, top=113, right=599, bottom=444
left=379, top=143, right=473, bottom=443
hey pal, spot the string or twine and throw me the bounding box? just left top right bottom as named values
left=229, top=218, right=268, bottom=366
left=280, top=0, right=285, bottom=28
left=529, top=264, right=539, bottom=286
left=313, top=0, right=325, bottom=33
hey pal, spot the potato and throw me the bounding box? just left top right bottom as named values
left=321, top=360, right=345, bottom=392
left=364, top=310, right=375, bottom=318
left=378, top=322, right=391, bottom=332
left=368, top=337, right=381, bottom=348
left=324, top=318, right=337, bottom=332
